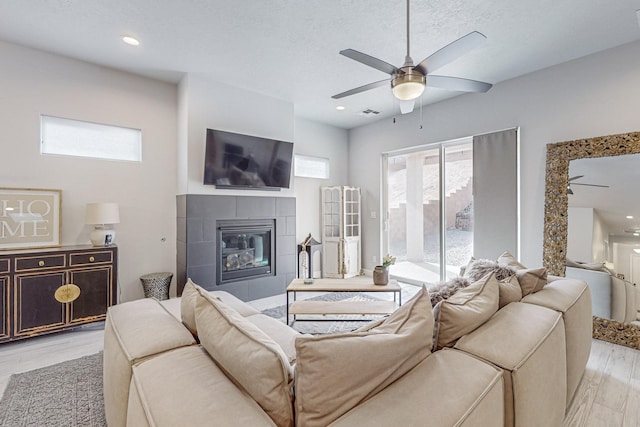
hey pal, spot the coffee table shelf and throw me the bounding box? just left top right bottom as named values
left=286, top=277, right=401, bottom=325
left=289, top=300, right=397, bottom=316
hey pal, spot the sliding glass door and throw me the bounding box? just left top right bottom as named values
left=384, top=139, right=473, bottom=285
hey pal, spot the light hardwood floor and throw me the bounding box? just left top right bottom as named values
left=1, top=297, right=639, bottom=426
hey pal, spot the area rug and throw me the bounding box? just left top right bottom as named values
left=261, top=291, right=383, bottom=334
left=0, top=352, right=105, bottom=427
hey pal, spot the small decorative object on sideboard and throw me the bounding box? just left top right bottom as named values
left=373, top=254, right=396, bottom=285
left=86, top=202, right=120, bottom=246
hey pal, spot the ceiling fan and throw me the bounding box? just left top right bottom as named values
left=567, top=175, right=610, bottom=195
left=331, top=0, right=493, bottom=114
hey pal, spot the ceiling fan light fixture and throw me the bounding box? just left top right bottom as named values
left=391, top=72, right=426, bottom=100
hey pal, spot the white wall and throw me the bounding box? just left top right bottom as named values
left=177, top=74, right=350, bottom=269
left=293, top=118, right=349, bottom=244
left=613, top=242, right=636, bottom=281
left=567, top=207, right=594, bottom=263
left=0, top=41, right=178, bottom=302
left=349, top=40, right=640, bottom=270
left=592, top=209, right=608, bottom=263
left=180, top=73, right=295, bottom=197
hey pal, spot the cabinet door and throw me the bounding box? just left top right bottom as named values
left=0, top=275, right=8, bottom=340
left=68, top=267, right=112, bottom=323
left=14, top=272, right=66, bottom=336
left=343, top=239, right=360, bottom=278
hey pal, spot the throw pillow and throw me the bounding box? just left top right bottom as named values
left=432, top=272, right=500, bottom=350
left=516, top=267, right=548, bottom=296
left=180, top=278, right=201, bottom=335
left=195, top=289, right=294, bottom=427
left=427, top=277, right=471, bottom=307
left=294, top=286, right=433, bottom=427
left=497, top=251, right=527, bottom=270
left=464, top=258, right=516, bottom=281
left=497, top=274, right=522, bottom=308
left=459, top=256, right=476, bottom=277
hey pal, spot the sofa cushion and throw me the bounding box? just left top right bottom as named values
left=127, top=346, right=276, bottom=427
left=522, top=279, right=592, bottom=406
left=455, top=302, right=567, bottom=427
left=180, top=279, right=201, bottom=335
left=433, top=272, right=500, bottom=350
left=328, top=349, right=504, bottom=427
left=195, top=289, right=294, bottom=427
left=516, top=267, right=547, bottom=296
left=294, top=286, right=433, bottom=427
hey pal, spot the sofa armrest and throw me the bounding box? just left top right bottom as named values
left=103, top=298, right=196, bottom=427
left=329, top=349, right=503, bottom=427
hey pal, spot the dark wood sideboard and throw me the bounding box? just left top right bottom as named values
left=0, top=245, right=118, bottom=343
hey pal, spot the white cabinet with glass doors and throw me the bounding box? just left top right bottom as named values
left=321, top=186, right=361, bottom=278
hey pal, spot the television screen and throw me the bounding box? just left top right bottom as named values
left=203, top=128, right=293, bottom=189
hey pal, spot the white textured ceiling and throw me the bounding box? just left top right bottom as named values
left=0, top=0, right=639, bottom=129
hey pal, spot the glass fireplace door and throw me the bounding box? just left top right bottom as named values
left=217, top=219, right=275, bottom=285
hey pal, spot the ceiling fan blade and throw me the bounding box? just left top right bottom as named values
left=399, top=99, right=415, bottom=114
left=571, top=183, right=609, bottom=188
left=568, top=175, right=585, bottom=181
left=340, top=49, right=398, bottom=75
left=331, top=79, right=390, bottom=99
left=414, top=31, right=486, bottom=75
left=427, top=75, right=492, bottom=92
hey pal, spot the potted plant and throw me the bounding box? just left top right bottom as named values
left=373, top=254, right=396, bottom=285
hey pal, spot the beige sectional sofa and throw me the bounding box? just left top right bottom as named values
left=103, top=273, right=591, bottom=427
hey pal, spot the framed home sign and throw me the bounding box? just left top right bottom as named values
left=0, top=188, right=62, bottom=250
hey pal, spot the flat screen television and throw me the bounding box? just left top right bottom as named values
left=203, top=128, right=294, bottom=189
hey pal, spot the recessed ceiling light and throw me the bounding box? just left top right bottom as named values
left=122, top=35, right=140, bottom=46
left=634, top=233, right=640, bottom=237
left=627, top=215, right=634, bottom=219
left=336, top=106, right=345, bottom=111
left=635, top=248, right=640, bottom=254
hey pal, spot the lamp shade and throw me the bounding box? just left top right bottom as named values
left=391, top=72, right=426, bottom=101
left=86, top=202, right=120, bottom=225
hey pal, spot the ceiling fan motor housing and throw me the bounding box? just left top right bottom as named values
left=391, top=67, right=426, bottom=100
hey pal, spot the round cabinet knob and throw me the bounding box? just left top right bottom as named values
left=38, top=260, right=45, bottom=267
left=89, top=256, right=95, bottom=262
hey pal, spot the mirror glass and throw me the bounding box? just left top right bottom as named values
left=565, top=154, right=640, bottom=324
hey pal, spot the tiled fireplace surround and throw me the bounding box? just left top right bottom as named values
left=177, top=195, right=297, bottom=301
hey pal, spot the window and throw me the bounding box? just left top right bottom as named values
left=294, top=154, right=330, bottom=179
left=383, top=128, right=519, bottom=286
left=384, top=139, right=473, bottom=284
left=40, top=115, right=142, bottom=162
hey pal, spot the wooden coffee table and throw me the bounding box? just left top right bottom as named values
left=286, top=277, right=402, bottom=325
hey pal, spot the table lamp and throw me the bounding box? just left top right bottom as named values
left=86, top=202, right=120, bottom=246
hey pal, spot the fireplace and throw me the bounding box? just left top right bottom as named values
left=177, top=195, right=296, bottom=301
left=217, top=219, right=275, bottom=285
